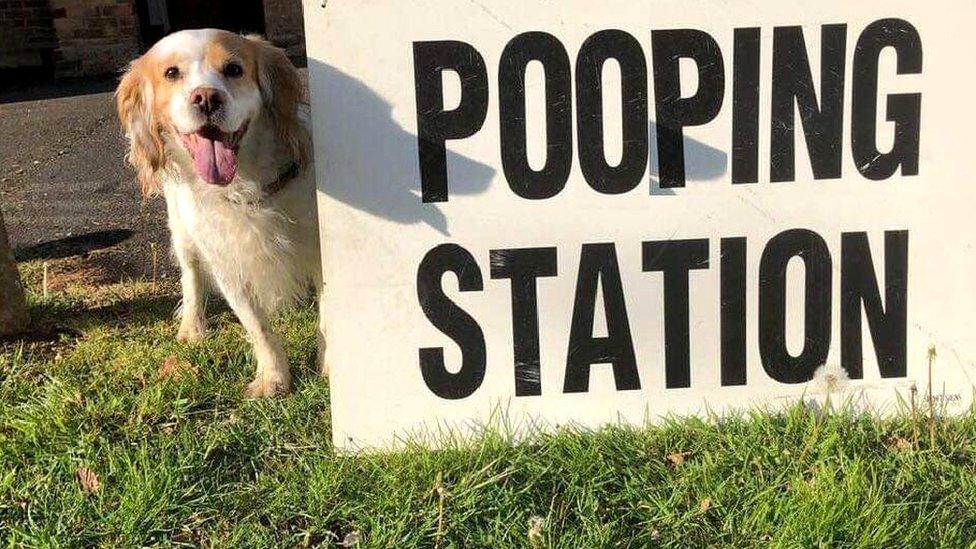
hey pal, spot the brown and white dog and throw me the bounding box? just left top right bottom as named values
left=116, top=29, right=324, bottom=397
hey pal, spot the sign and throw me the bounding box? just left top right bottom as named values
left=304, top=0, right=976, bottom=451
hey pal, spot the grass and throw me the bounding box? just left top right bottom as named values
left=2, top=262, right=976, bottom=547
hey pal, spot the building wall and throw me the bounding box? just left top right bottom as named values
left=0, top=0, right=305, bottom=77
left=263, top=0, right=305, bottom=59
left=0, top=0, right=58, bottom=69
left=49, top=0, right=140, bottom=77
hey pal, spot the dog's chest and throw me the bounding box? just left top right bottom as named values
left=174, top=189, right=292, bottom=252
left=168, top=182, right=319, bottom=310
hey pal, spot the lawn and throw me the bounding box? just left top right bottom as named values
left=2, top=262, right=975, bottom=547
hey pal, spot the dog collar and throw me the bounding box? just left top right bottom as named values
left=262, top=161, right=302, bottom=198
left=224, top=161, right=302, bottom=206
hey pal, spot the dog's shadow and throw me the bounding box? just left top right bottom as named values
left=307, top=61, right=728, bottom=235
left=308, top=61, right=492, bottom=236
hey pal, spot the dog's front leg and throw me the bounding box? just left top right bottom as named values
left=173, top=234, right=208, bottom=343
left=212, top=276, right=291, bottom=397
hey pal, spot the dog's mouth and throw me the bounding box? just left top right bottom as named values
left=179, top=122, right=248, bottom=185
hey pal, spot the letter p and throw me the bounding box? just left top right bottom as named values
left=413, top=41, right=489, bottom=203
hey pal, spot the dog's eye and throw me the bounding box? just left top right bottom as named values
left=223, top=62, right=244, bottom=78
left=164, top=66, right=181, bottom=81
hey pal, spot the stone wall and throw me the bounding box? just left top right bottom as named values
left=0, top=0, right=58, bottom=69
left=49, top=0, right=140, bottom=77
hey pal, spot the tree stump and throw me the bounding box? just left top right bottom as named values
left=0, top=206, right=29, bottom=337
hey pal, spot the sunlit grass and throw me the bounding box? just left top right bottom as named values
left=1, top=263, right=974, bottom=547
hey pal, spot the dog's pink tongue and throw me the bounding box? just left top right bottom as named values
left=189, top=135, right=237, bottom=185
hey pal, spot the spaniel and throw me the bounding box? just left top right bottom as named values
left=116, top=29, right=324, bottom=397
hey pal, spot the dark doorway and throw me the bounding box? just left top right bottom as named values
left=136, top=0, right=266, bottom=50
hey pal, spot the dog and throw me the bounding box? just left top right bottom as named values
left=116, top=29, right=324, bottom=397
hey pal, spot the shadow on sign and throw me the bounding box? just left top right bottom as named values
left=647, top=122, right=728, bottom=195
left=311, top=61, right=495, bottom=236
left=311, top=61, right=728, bottom=231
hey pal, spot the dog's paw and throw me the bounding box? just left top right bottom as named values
left=245, top=370, right=291, bottom=398
left=176, top=321, right=206, bottom=343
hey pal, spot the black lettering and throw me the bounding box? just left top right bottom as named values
left=576, top=30, right=649, bottom=194
left=651, top=29, right=726, bottom=188
left=490, top=247, right=559, bottom=396
left=642, top=239, right=710, bottom=388
left=564, top=244, right=640, bottom=393
left=770, top=25, right=847, bottom=182
left=417, top=244, right=486, bottom=399
left=759, top=229, right=832, bottom=383
left=413, top=41, right=489, bottom=203
left=721, top=237, right=748, bottom=385
left=732, top=28, right=761, bottom=184
left=851, top=19, right=922, bottom=180
left=499, top=32, right=573, bottom=199
left=841, top=231, right=908, bottom=379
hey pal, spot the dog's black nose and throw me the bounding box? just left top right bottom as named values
left=189, top=87, right=224, bottom=116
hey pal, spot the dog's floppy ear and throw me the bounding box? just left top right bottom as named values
left=116, top=61, right=166, bottom=196
left=246, top=34, right=311, bottom=167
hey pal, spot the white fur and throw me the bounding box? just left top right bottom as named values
left=130, top=30, right=325, bottom=397
left=166, top=160, right=322, bottom=397
left=165, top=117, right=323, bottom=397
left=152, top=30, right=260, bottom=136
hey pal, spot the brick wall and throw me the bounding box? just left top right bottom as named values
left=1, top=0, right=307, bottom=77
left=0, top=0, right=58, bottom=69
left=49, top=0, right=140, bottom=77
left=263, top=0, right=305, bottom=60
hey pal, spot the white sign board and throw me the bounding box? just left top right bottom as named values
left=304, top=0, right=976, bottom=451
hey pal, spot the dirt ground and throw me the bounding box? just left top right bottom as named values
left=1, top=78, right=176, bottom=283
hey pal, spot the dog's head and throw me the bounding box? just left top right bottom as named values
left=116, top=29, right=306, bottom=195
